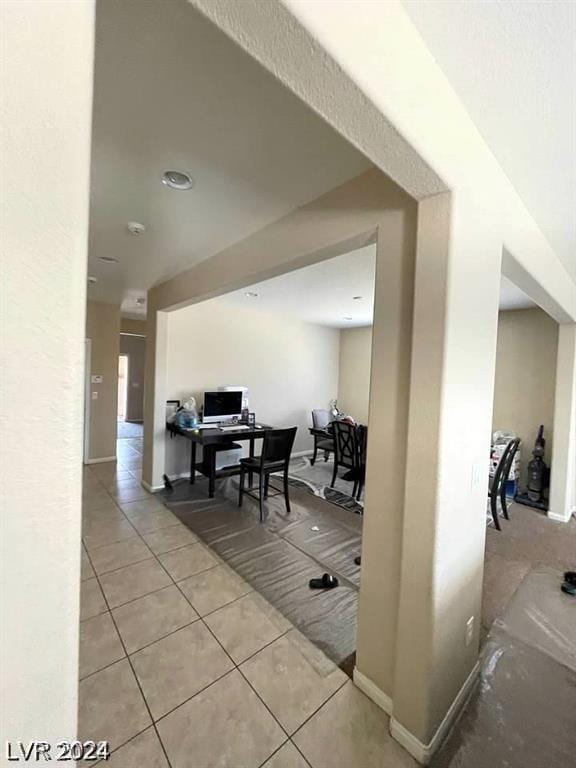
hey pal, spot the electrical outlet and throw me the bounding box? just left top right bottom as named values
left=465, top=616, right=475, bottom=646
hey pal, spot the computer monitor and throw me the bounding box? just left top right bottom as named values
left=203, top=390, right=243, bottom=424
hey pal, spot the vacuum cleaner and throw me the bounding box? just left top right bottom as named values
left=515, top=424, right=550, bottom=512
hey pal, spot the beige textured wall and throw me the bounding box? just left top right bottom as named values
left=120, top=333, right=146, bottom=422
left=492, top=308, right=558, bottom=471
left=1, top=0, right=94, bottom=747
left=86, top=301, right=120, bottom=460
left=338, top=326, right=372, bottom=423
left=121, top=317, right=147, bottom=336
left=164, top=300, right=339, bottom=474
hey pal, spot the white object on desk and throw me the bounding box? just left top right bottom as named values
left=220, top=424, right=249, bottom=432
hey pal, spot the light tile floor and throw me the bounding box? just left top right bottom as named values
left=79, top=437, right=415, bottom=767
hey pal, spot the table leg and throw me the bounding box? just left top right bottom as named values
left=208, top=447, right=216, bottom=498
left=189, top=441, right=196, bottom=485
left=248, top=437, right=255, bottom=489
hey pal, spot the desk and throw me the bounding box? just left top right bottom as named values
left=167, top=422, right=274, bottom=497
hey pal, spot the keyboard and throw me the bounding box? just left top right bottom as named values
left=219, top=424, right=250, bottom=432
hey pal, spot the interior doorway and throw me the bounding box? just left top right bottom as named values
left=117, top=354, right=129, bottom=422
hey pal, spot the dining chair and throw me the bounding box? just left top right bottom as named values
left=238, top=427, right=297, bottom=522
left=499, top=438, right=520, bottom=521
left=331, top=421, right=363, bottom=498
left=355, top=424, right=367, bottom=502
left=310, top=409, right=335, bottom=465
left=488, top=438, right=519, bottom=530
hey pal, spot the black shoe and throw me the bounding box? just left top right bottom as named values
left=354, top=556, right=361, bottom=566
left=561, top=581, right=576, bottom=597
left=563, top=571, right=576, bottom=586
left=309, top=573, right=339, bottom=590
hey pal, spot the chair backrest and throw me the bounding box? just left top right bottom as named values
left=490, top=439, right=516, bottom=496
left=333, top=421, right=360, bottom=471
left=311, top=409, right=331, bottom=430
left=261, top=427, right=297, bottom=466
left=501, top=437, right=520, bottom=485
left=357, top=424, right=368, bottom=467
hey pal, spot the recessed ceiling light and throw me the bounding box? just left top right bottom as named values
left=245, top=292, right=259, bottom=298
left=98, top=256, right=119, bottom=264
left=352, top=296, right=363, bottom=300
left=162, top=170, right=194, bottom=191
left=135, top=297, right=146, bottom=306
left=343, top=316, right=353, bottom=321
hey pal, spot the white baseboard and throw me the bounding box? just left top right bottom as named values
left=390, top=661, right=480, bottom=764
left=353, top=668, right=393, bottom=715
left=85, top=456, right=116, bottom=465
left=548, top=508, right=573, bottom=523
left=141, top=479, right=164, bottom=493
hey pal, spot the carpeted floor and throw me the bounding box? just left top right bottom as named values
left=481, top=502, right=576, bottom=639
left=432, top=565, right=576, bottom=768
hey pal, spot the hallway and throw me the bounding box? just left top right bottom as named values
left=80, top=461, right=415, bottom=767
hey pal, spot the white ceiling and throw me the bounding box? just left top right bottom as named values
left=499, top=275, right=535, bottom=312
left=89, top=0, right=574, bottom=319
left=207, top=248, right=533, bottom=328
left=217, top=244, right=377, bottom=328
left=88, top=0, right=371, bottom=317
left=402, top=0, right=576, bottom=282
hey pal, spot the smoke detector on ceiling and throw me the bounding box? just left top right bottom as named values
left=127, top=221, right=146, bottom=236
left=87, top=276, right=98, bottom=285
left=135, top=297, right=146, bottom=306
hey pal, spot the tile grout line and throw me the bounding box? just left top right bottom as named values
left=198, top=614, right=293, bottom=745
left=85, top=462, right=344, bottom=767
left=160, top=487, right=352, bottom=753
left=256, top=737, right=313, bottom=768
left=152, top=530, right=300, bottom=748
left=82, top=519, right=175, bottom=768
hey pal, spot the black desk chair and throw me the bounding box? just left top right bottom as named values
left=331, top=421, right=363, bottom=499
left=238, top=427, right=297, bottom=522
left=489, top=438, right=520, bottom=530
left=310, top=409, right=335, bottom=465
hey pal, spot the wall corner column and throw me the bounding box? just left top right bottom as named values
left=549, top=323, right=576, bottom=523
left=143, top=305, right=168, bottom=491
left=390, top=191, right=502, bottom=762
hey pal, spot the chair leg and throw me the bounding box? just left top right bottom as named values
left=330, top=462, right=338, bottom=488
left=490, top=493, right=501, bottom=531
left=259, top=474, right=265, bottom=523
left=356, top=477, right=364, bottom=502
left=283, top=469, right=291, bottom=514
left=239, top=467, right=245, bottom=507
left=352, top=478, right=358, bottom=499
left=264, top=474, right=270, bottom=499
left=311, top=441, right=318, bottom=466
left=324, top=451, right=329, bottom=462
left=500, top=484, right=510, bottom=520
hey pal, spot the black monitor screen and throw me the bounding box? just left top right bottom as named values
left=204, top=390, right=243, bottom=418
